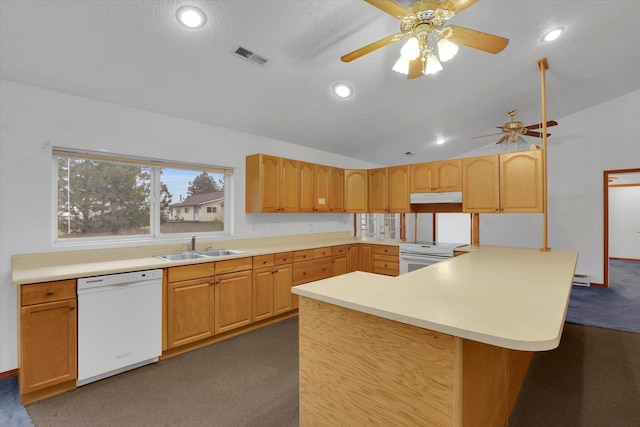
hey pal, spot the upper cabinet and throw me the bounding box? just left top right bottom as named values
left=344, top=169, right=368, bottom=213
left=329, top=167, right=345, bottom=213
left=368, top=166, right=410, bottom=213
left=299, top=161, right=316, bottom=213
left=462, top=150, right=543, bottom=213
left=246, top=154, right=299, bottom=213
left=410, top=159, right=461, bottom=193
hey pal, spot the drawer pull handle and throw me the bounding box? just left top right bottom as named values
left=47, top=290, right=54, bottom=296
left=69, top=306, right=75, bottom=311
left=283, top=257, right=287, bottom=261
left=263, top=260, right=267, bottom=264
left=303, top=272, right=307, bottom=275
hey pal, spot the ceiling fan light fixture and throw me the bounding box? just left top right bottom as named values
left=400, top=37, right=420, bottom=60
left=176, top=5, right=207, bottom=29
left=423, top=53, right=443, bottom=75
left=437, top=38, right=458, bottom=62
left=542, top=27, right=564, bottom=42
left=392, top=57, right=410, bottom=75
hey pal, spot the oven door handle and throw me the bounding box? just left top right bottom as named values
left=400, top=255, right=450, bottom=263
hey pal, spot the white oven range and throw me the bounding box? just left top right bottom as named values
left=399, top=241, right=465, bottom=274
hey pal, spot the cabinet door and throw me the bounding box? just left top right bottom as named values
left=315, top=164, right=331, bottom=212
left=462, top=155, right=500, bottom=213
left=368, top=168, right=388, bottom=213
left=434, top=159, right=462, bottom=191
left=358, top=245, right=374, bottom=273
left=500, top=151, right=543, bottom=213
left=332, top=256, right=347, bottom=276
left=20, top=299, right=77, bottom=395
left=167, top=278, right=215, bottom=349
left=410, top=162, right=434, bottom=193
left=388, top=165, right=410, bottom=213
left=299, top=161, right=316, bottom=213
left=253, top=267, right=274, bottom=322
left=280, top=157, right=299, bottom=212
left=345, top=169, right=368, bottom=213
left=214, top=270, right=253, bottom=334
left=273, top=264, right=294, bottom=315
left=347, top=245, right=359, bottom=273
left=329, top=167, right=345, bottom=213
left=246, top=154, right=279, bottom=213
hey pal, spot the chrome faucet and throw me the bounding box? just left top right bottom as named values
left=191, top=235, right=196, bottom=252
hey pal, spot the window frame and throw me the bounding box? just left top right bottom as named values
left=52, top=148, right=234, bottom=245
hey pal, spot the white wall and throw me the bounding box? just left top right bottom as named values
left=459, top=89, right=640, bottom=284
left=0, top=80, right=380, bottom=373
left=609, top=186, right=640, bottom=259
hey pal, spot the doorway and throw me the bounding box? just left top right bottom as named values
left=603, top=168, right=640, bottom=288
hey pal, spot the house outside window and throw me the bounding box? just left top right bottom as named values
left=55, top=148, right=233, bottom=241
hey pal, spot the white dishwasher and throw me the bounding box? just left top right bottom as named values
left=77, top=269, right=162, bottom=386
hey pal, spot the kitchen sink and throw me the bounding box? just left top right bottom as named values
left=154, top=252, right=212, bottom=261
left=154, top=249, right=246, bottom=261
left=197, top=249, right=247, bottom=257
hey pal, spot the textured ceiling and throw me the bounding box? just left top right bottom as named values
left=1, top=1, right=639, bottom=165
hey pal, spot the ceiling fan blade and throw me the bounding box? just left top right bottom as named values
left=495, top=135, right=508, bottom=145
left=341, top=33, right=405, bottom=62
left=445, top=25, right=509, bottom=54
left=364, top=0, right=411, bottom=19
left=408, top=55, right=423, bottom=79
left=523, top=130, right=551, bottom=138
left=471, top=132, right=503, bottom=139
left=439, top=0, right=479, bottom=14
left=524, top=120, right=558, bottom=130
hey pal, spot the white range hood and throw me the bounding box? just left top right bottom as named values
left=410, top=192, right=462, bottom=204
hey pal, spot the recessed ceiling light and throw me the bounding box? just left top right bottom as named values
left=435, top=137, right=446, bottom=145
left=332, top=83, right=353, bottom=98
left=541, top=27, right=564, bottom=42
left=176, top=5, right=207, bottom=29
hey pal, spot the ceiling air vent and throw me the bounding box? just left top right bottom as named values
left=231, top=46, right=269, bottom=66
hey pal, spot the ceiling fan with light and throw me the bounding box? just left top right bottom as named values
left=341, top=0, right=509, bottom=78
left=471, top=109, right=558, bottom=146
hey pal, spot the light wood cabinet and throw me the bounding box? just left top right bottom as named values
left=253, top=253, right=294, bottom=321
left=347, top=245, right=359, bottom=273
left=369, top=166, right=410, bottom=213
left=246, top=154, right=299, bottom=213
left=214, top=270, right=253, bottom=334
left=373, top=245, right=399, bottom=276
left=329, top=167, right=345, bottom=213
left=299, top=161, right=316, bottom=212
left=344, top=169, right=368, bottom=213
left=358, top=244, right=374, bottom=273
left=462, top=151, right=543, bottom=213
left=332, top=245, right=348, bottom=276
left=167, top=277, right=215, bottom=348
left=19, top=279, right=77, bottom=403
left=411, top=160, right=461, bottom=193
left=315, top=164, right=331, bottom=212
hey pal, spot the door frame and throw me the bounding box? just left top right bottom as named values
left=603, top=168, right=640, bottom=288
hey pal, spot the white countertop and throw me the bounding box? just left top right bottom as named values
left=292, top=245, right=578, bottom=351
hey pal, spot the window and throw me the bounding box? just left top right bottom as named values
left=207, top=207, right=217, bottom=213
left=359, top=213, right=399, bottom=239
left=55, top=149, right=233, bottom=241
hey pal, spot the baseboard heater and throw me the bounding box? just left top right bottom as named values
left=572, top=273, right=590, bottom=287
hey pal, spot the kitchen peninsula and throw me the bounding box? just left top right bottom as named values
left=293, top=245, right=578, bottom=427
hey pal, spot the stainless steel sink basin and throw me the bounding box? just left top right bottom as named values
left=154, top=252, right=212, bottom=261
left=197, top=249, right=247, bottom=257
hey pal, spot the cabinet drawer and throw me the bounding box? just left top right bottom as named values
left=216, top=257, right=253, bottom=275
left=167, top=263, right=215, bottom=283
left=313, top=247, right=332, bottom=259
left=293, top=258, right=332, bottom=285
left=21, top=279, right=76, bottom=306
left=373, top=254, right=399, bottom=276
left=274, top=252, right=293, bottom=265
left=294, top=249, right=315, bottom=262
left=331, top=245, right=348, bottom=256
left=373, top=245, right=399, bottom=256
left=253, top=254, right=274, bottom=268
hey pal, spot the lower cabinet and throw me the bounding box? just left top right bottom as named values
left=19, top=279, right=77, bottom=403
left=253, top=253, right=294, bottom=322
left=273, top=262, right=294, bottom=315
left=373, top=245, right=400, bottom=276
left=358, top=245, right=374, bottom=273
left=166, top=277, right=215, bottom=349
left=214, top=270, right=253, bottom=334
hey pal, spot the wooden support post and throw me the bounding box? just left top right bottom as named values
left=472, top=213, right=480, bottom=246
left=353, top=214, right=357, bottom=237
left=414, top=213, right=418, bottom=242
left=400, top=213, right=406, bottom=241
left=538, top=57, right=551, bottom=252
